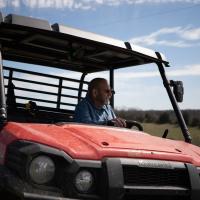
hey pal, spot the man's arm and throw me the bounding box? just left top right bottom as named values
left=107, top=105, right=126, bottom=127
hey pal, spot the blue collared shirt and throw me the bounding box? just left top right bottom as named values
left=74, top=95, right=116, bottom=125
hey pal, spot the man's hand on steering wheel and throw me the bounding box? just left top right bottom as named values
left=107, top=117, right=126, bottom=127
left=112, top=118, right=126, bottom=127
left=107, top=118, right=143, bottom=131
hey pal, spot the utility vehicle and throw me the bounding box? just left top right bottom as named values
left=0, top=13, right=200, bottom=200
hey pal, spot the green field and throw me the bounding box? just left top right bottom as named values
left=143, top=123, right=200, bottom=146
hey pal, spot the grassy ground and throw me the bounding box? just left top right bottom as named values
left=143, top=123, right=200, bottom=146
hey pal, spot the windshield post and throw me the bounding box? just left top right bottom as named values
left=155, top=52, right=192, bottom=143
left=0, top=47, right=7, bottom=125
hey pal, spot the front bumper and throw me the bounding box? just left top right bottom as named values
left=1, top=159, right=200, bottom=200
left=1, top=140, right=200, bottom=200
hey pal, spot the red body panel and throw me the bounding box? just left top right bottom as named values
left=1, top=122, right=200, bottom=166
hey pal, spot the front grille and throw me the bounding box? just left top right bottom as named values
left=123, top=166, right=190, bottom=188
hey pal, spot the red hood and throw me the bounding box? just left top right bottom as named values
left=1, top=122, right=200, bottom=166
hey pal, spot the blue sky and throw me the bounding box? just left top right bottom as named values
left=1, top=0, right=200, bottom=110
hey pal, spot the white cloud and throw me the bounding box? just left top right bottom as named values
left=1, top=0, right=200, bottom=9
left=168, top=64, right=200, bottom=76
left=0, top=0, right=6, bottom=7
left=11, top=0, right=20, bottom=7
left=115, top=64, right=200, bottom=79
left=130, top=26, right=200, bottom=48
left=133, top=0, right=200, bottom=4
left=180, top=28, right=200, bottom=40
left=21, top=63, right=200, bottom=83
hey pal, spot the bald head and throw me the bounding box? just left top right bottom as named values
left=88, top=78, right=107, bottom=94
left=87, top=78, right=112, bottom=108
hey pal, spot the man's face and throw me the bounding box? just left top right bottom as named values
left=95, top=80, right=112, bottom=106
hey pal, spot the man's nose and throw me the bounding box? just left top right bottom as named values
left=108, top=90, right=112, bottom=97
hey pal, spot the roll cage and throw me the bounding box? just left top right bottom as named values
left=0, top=12, right=191, bottom=143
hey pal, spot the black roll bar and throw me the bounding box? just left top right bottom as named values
left=0, top=48, right=7, bottom=124
left=110, top=68, right=114, bottom=108
left=57, top=78, right=63, bottom=109
left=156, top=52, right=192, bottom=143
left=78, top=72, right=87, bottom=103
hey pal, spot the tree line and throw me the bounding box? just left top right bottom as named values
left=115, top=109, right=200, bottom=128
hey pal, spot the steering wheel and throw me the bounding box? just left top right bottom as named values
left=125, top=120, right=143, bottom=131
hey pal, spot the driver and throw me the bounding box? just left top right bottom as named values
left=74, top=78, right=126, bottom=127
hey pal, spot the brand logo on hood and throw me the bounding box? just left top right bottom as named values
left=138, top=160, right=173, bottom=169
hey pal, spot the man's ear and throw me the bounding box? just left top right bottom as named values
left=92, top=89, right=98, bottom=98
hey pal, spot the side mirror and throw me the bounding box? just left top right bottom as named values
left=170, top=80, right=184, bottom=102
